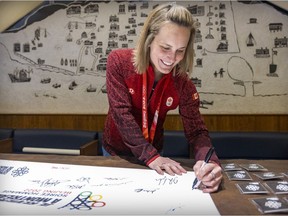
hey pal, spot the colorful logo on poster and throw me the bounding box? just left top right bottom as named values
left=59, top=191, right=106, bottom=211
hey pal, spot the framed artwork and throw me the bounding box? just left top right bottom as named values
left=0, top=1, right=287, bottom=114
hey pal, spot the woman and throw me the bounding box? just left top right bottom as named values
left=103, top=3, right=222, bottom=193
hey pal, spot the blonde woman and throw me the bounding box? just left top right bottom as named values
left=103, top=3, right=222, bottom=193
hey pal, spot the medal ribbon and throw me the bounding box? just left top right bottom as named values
left=142, top=70, right=170, bottom=144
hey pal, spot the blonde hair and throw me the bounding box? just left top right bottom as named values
left=133, top=3, right=196, bottom=76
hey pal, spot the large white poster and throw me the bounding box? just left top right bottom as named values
left=0, top=159, right=219, bottom=215
left=0, top=1, right=287, bottom=114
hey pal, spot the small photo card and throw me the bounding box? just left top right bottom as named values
left=254, top=172, right=284, bottom=180
left=221, top=163, right=242, bottom=171
left=240, top=163, right=268, bottom=171
left=251, top=197, right=288, bottom=214
left=226, top=170, right=253, bottom=181
left=236, top=182, right=269, bottom=194
left=264, top=181, right=288, bottom=194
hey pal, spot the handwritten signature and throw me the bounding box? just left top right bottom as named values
left=155, top=176, right=178, bottom=186
left=135, top=188, right=159, bottom=194
left=31, top=178, right=70, bottom=187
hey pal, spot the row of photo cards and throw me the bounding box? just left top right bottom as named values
left=222, top=163, right=288, bottom=214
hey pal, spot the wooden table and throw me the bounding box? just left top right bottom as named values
left=0, top=153, right=287, bottom=215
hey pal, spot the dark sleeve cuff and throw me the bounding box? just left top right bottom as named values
left=146, top=154, right=160, bottom=166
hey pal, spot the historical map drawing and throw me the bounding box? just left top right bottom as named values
left=0, top=0, right=287, bottom=114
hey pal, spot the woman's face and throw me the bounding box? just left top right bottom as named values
left=149, top=22, right=190, bottom=75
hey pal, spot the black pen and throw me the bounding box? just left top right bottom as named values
left=192, top=147, right=215, bottom=190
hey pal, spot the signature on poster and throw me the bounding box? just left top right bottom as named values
left=93, top=176, right=133, bottom=187
left=31, top=178, right=70, bottom=187
left=134, top=188, right=159, bottom=194
left=155, top=176, right=179, bottom=186
left=77, top=176, right=91, bottom=183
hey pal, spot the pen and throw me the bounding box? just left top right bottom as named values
left=192, top=147, right=215, bottom=190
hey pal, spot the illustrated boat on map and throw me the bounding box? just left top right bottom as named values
left=40, top=78, right=51, bottom=84
left=200, top=100, right=213, bottom=109
left=69, top=81, right=78, bottom=90
left=246, top=33, right=255, bottom=47
left=216, top=41, right=228, bottom=52
left=8, top=68, right=32, bottom=83
left=86, top=84, right=96, bottom=92
left=101, top=83, right=107, bottom=93
left=52, top=83, right=61, bottom=88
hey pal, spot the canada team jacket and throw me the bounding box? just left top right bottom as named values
left=103, top=49, right=219, bottom=165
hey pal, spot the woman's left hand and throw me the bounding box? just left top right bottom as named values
left=193, top=160, right=223, bottom=193
left=148, top=156, right=187, bottom=176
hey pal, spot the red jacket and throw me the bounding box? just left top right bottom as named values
left=103, top=48, right=219, bottom=165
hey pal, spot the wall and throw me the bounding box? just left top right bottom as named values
left=0, top=1, right=287, bottom=132
left=1, top=1, right=288, bottom=114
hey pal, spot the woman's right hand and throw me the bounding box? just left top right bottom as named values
left=148, top=156, right=187, bottom=176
